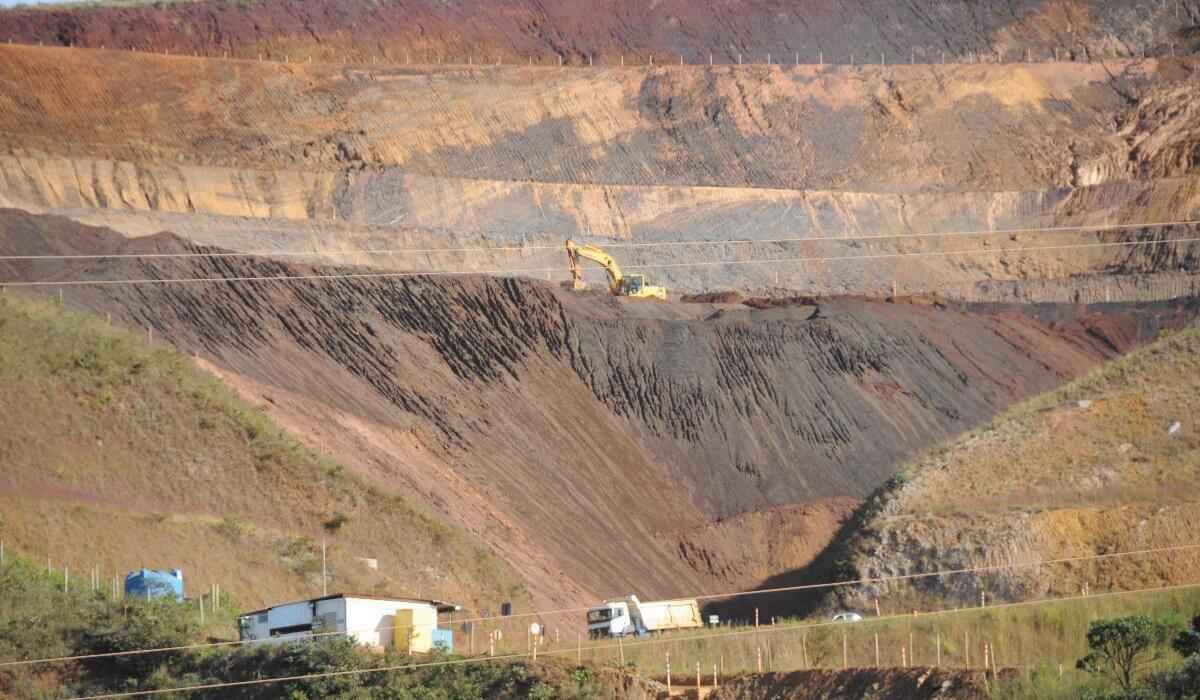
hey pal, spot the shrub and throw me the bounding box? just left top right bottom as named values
left=1078, top=615, right=1182, bottom=690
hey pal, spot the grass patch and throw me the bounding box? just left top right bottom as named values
left=0, top=296, right=528, bottom=633
left=572, top=586, right=1200, bottom=689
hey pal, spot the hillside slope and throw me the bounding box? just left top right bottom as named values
left=6, top=209, right=1198, bottom=614
left=1, top=0, right=1196, bottom=64
left=4, top=44, right=1200, bottom=298
left=823, top=323, right=1200, bottom=615
left=0, top=294, right=528, bottom=617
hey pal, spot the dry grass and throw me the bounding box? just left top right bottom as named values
left=566, top=586, right=1200, bottom=681
left=891, top=326, right=1200, bottom=514
left=0, top=296, right=529, bottom=634
left=817, top=324, right=1200, bottom=617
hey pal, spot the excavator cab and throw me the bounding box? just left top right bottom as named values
left=564, top=240, right=667, bottom=301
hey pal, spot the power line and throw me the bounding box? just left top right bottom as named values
left=62, top=580, right=1200, bottom=700
left=3, top=236, right=1198, bottom=288
left=7, top=541, right=1199, bottom=668
left=1, top=219, right=1197, bottom=262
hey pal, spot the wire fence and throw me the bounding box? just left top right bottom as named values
left=5, top=538, right=1200, bottom=669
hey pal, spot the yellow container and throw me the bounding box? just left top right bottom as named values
left=393, top=606, right=436, bottom=653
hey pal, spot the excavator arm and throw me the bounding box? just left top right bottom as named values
left=565, top=240, right=624, bottom=295
left=564, top=240, right=667, bottom=300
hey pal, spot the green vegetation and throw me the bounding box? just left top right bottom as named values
left=0, top=555, right=603, bottom=698
left=0, top=296, right=528, bottom=631
left=1078, top=616, right=1183, bottom=690
left=814, top=324, right=1200, bottom=618
left=995, top=614, right=1200, bottom=699
left=577, top=587, right=1200, bottom=681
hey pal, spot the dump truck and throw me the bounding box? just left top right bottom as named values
left=586, top=595, right=702, bottom=638
left=564, top=240, right=667, bottom=300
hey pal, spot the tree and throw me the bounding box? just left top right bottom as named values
left=1152, top=654, right=1200, bottom=700
left=79, top=598, right=201, bottom=681
left=1173, top=615, right=1200, bottom=659
left=1078, top=615, right=1180, bottom=691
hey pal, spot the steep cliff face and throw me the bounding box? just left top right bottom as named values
left=0, top=45, right=1166, bottom=192
left=1, top=0, right=1196, bottom=65
left=6, top=210, right=1196, bottom=607
left=3, top=45, right=1199, bottom=299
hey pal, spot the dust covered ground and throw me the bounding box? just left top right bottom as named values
left=5, top=209, right=1197, bottom=612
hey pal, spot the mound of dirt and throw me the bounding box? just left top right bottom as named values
left=680, top=291, right=744, bottom=304
left=5, top=209, right=1197, bottom=613
left=708, top=668, right=1008, bottom=700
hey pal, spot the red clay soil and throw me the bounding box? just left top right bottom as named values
left=5, top=209, right=1199, bottom=612
left=0, top=0, right=1190, bottom=64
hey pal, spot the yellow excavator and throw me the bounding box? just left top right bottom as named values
left=565, top=240, right=667, bottom=300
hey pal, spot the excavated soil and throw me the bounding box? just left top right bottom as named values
left=5, top=209, right=1198, bottom=612
left=2, top=44, right=1199, bottom=299
left=1, top=0, right=1195, bottom=65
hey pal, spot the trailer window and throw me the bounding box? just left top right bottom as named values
left=270, top=623, right=313, bottom=636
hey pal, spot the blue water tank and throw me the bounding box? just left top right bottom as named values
left=124, top=569, right=184, bottom=601
left=431, top=628, right=454, bottom=653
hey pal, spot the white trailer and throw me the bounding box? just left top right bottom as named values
left=587, top=595, right=701, bottom=638
left=237, top=593, right=460, bottom=652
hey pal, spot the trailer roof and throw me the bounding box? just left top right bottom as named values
left=239, top=592, right=462, bottom=617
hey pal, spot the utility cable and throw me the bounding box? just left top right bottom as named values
left=0, top=219, right=1196, bottom=262
left=3, top=236, right=1198, bottom=288
left=5, top=541, right=1199, bottom=668
left=61, top=580, right=1200, bottom=699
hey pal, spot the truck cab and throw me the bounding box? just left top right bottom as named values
left=587, top=601, right=638, bottom=638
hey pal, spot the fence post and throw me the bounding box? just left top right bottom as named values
left=666, top=652, right=672, bottom=692
left=936, top=629, right=942, bottom=666
left=842, top=631, right=848, bottom=669
left=875, top=633, right=880, bottom=665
